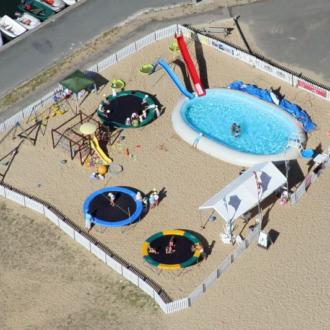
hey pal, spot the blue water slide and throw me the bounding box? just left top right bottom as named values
left=156, top=59, right=195, bottom=100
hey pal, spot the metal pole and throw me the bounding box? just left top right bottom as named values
left=233, top=16, right=253, bottom=54
left=223, top=196, right=232, bottom=239
left=256, top=190, right=263, bottom=227
left=284, top=147, right=291, bottom=199
left=253, top=171, right=263, bottom=227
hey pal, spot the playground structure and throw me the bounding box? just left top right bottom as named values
left=26, top=89, right=74, bottom=125
left=175, top=33, right=206, bottom=97
left=0, top=23, right=328, bottom=318
left=110, top=79, right=126, bottom=91
left=139, top=64, right=154, bottom=75
left=0, top=121, right=35, bottom=147
left=153, top=33, right=206, bottom=99
left=51, top=111, right=108, bottom=165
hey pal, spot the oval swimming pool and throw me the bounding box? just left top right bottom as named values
left=172, top=88, right=306, bottom=166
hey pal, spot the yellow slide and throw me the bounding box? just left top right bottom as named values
left=90, top=137, right=112, bottom=165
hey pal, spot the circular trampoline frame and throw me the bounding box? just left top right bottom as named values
left=97, top=90, right=155, bottom=129
left=83, top=187, right=143, bottom=227
left=142, top=230, right=201, bottom=269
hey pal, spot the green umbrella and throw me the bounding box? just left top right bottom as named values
left=60, top=70, right=96, bottom=112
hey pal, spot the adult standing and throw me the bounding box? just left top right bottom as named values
left=85, top=211, right=94, bottom=234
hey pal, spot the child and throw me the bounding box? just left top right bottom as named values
left=231, top=123, right=237, bottom=133
left=148, top=246, right=159, bottom=254
left=90, top=172, right=98, bottom=180
left=155, top=106, right=161, bottom=118
left=103, top=94, right=110, bottom=104
left=154, top=194, right=159, bottom=207
left=144, top=104, right=156, bottom=110
left=135, top=191, right=143, bottom=201
left=149, top=195, right=156, bottom=209
left=141, top=94, right=149, bottom=105
left=97, top=173, right=105, bottom=180
left=125, top=117, right=131, bottom=126
left=98, top=103, right=105, bottom=112
left=169, top=236, right=176, bottom=248
left=235, top=125, right=241, bottom=138
left=193, top=133, right=203, bottom=149
left=85, top=211, right=94, bottom=234
left=108, top=193, right=115, bottom=206
left=165, top=236, right=176, bottom=254
left=191, top=244, right=207, bottom=259
left=132, top=119, right=139, bottom=126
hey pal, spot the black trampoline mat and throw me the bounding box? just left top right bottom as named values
left=149, top=235, right=195, bottom=265
left=104, top=95, right=146, bottom=125
left=89, top=192, right=137, bottom=222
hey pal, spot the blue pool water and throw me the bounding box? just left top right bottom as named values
left=182, top=89, right=298, bottom=155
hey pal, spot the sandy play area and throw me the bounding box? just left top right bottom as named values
left=1, top=27, right=330, bottom=329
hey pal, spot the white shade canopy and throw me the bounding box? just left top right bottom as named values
left=199, top=162, right=286, bottom=223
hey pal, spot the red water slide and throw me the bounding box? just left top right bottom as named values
left=175, top=34, right=206, bottom=97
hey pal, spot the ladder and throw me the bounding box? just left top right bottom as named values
left=287, top=133, right=303, bottom=153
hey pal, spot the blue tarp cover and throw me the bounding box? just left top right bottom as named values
left=227, top=81, right=316, bottom=132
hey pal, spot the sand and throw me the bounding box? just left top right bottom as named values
left=1, top=22, right=330, bottom=330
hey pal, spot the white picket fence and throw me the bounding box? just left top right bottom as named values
left=1, top=22, right=329, bottom=313
left=0, top=184, right=174, bottom=313
left=0, top=181, right=260, bottom=314
left=3, top=22, right=330, bottom=135
left=187, top=225, right=261, bottom=307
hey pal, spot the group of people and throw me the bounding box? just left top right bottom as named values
left=90, top=172, right=105, bottom=180
left=231, top=123, right=242, bottom=138
left=98, top=103, right=111, bottom=118
left=148, top=237, right=208, bottom=260
left=98, top=93, right=161, bottom=126
left=148, top=236, right=176, bottom=255
left=125, top=108, right=148, bottom=127
left=125, top=104, right=161, bottom=127
left=135, top=189, right=160, bottom=209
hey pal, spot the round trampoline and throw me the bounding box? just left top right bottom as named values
left=142, top=230, right=201, bottom=269
left=83, top=187, right=143, bottom=227
left=97, top=91, right=156, bottom=129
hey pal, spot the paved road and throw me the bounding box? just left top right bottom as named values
left=0, top=0, right=190, bottom=98
left=0, top=4, right=232, bottom=122
left=231, top=0, right=330, bottom=86
left=2, top=0, right=330, bottom=110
